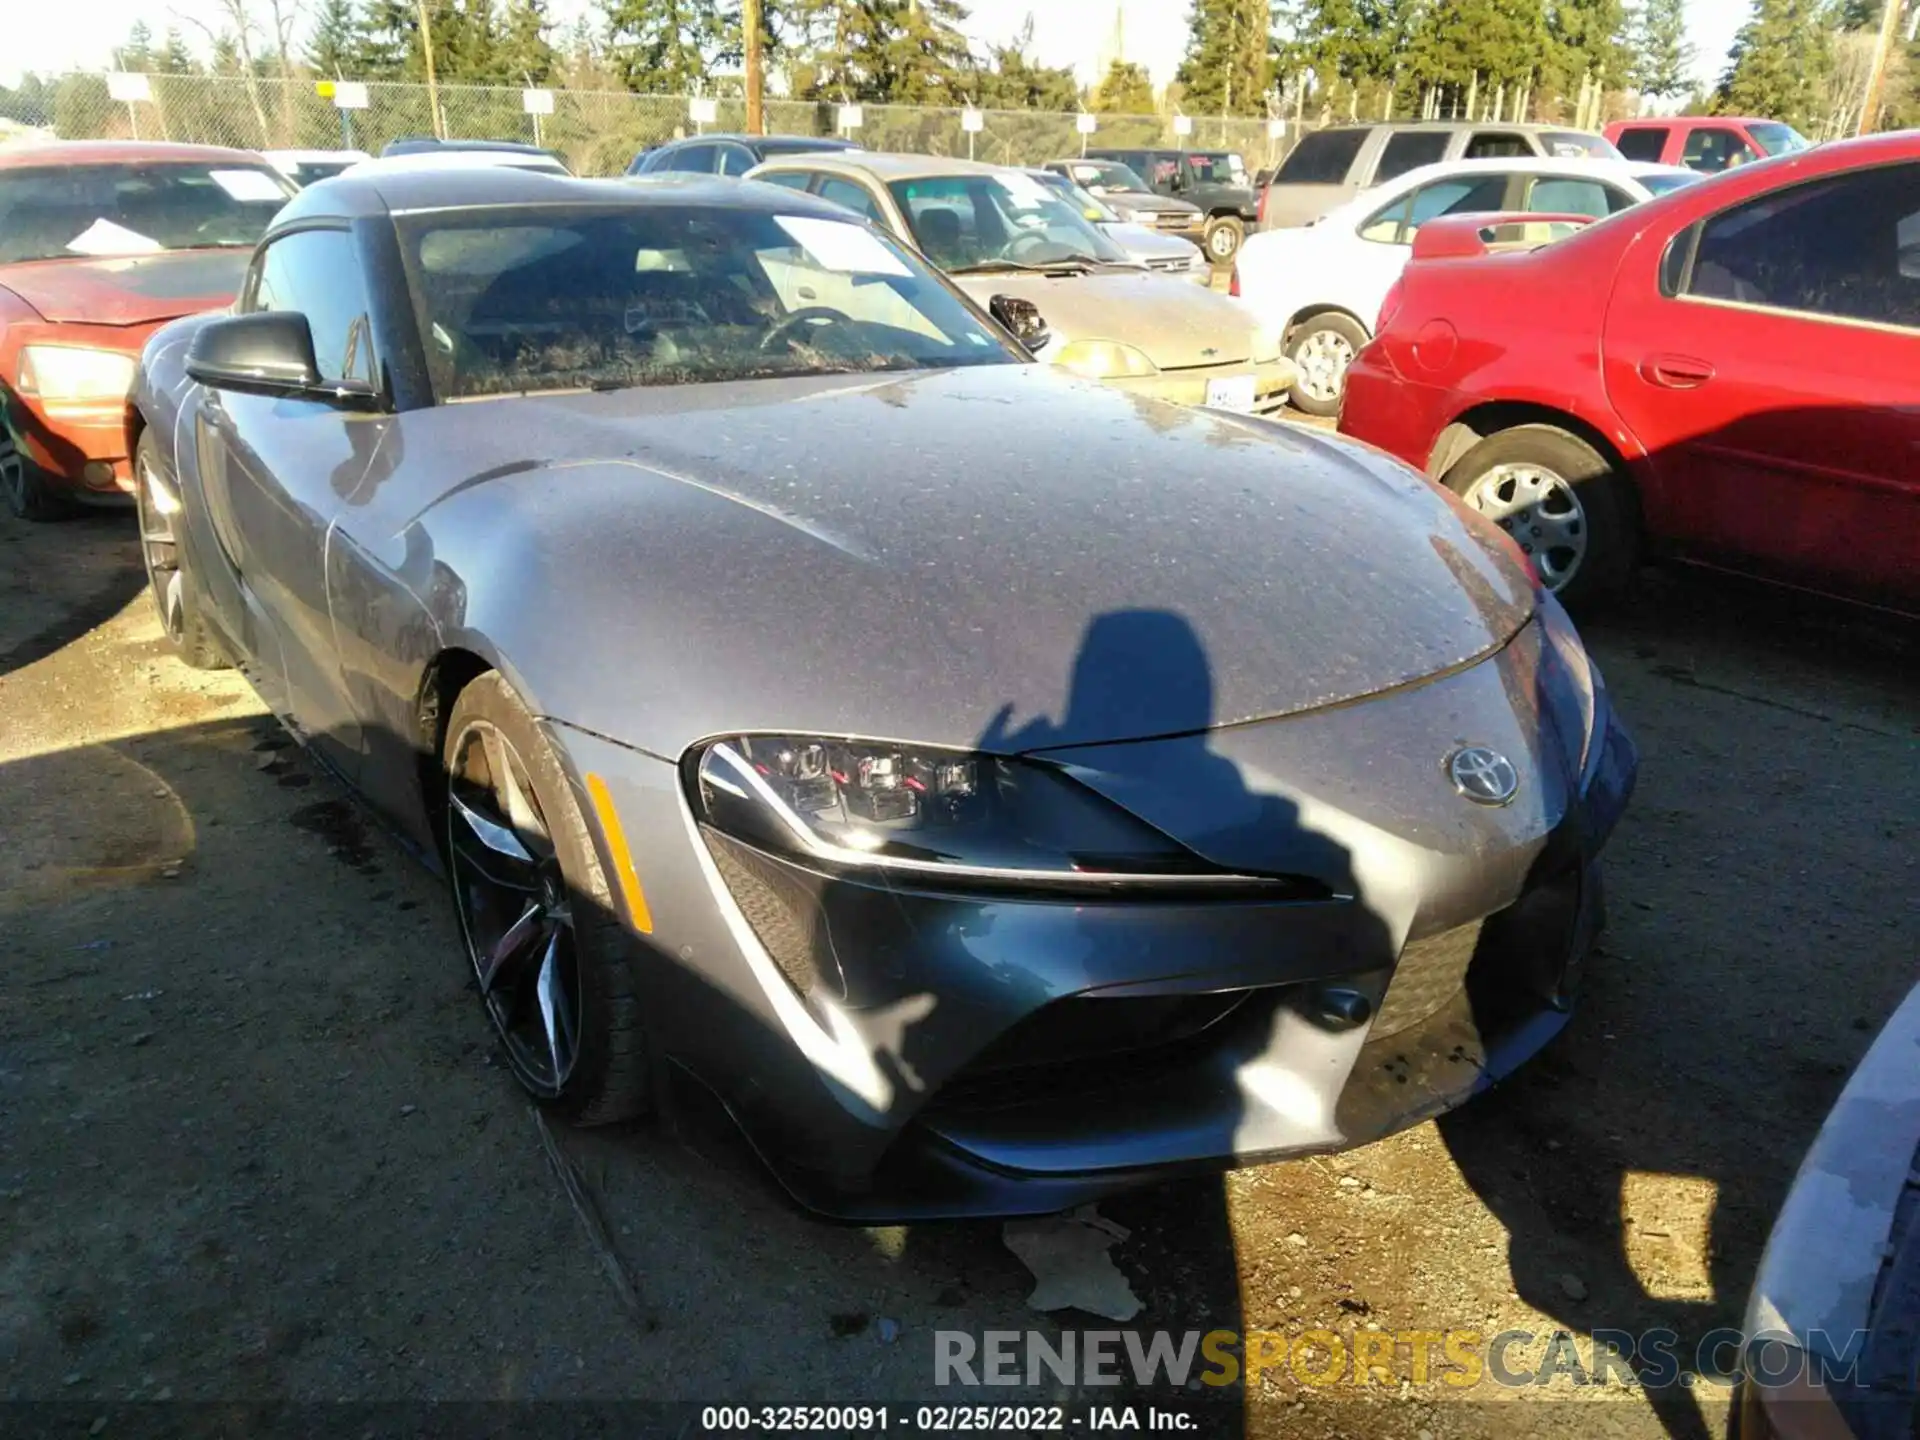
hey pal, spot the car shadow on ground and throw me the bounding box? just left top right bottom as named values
left=0, top=505, right=144, bottom=680
left=1438, top=568, right=1920, bottom=1440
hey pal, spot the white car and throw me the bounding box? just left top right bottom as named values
left=1233, top=157, right=1699, bottom=414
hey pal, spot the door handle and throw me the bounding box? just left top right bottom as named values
left=1640, top=354, right=1715, bottom=389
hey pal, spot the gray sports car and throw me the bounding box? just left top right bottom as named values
left=132, top=168, right=1637, bottom=1219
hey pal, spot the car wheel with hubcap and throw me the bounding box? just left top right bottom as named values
left=442, top=671, right=649, bottom=1124
left=1205, top=215, right=1245, bottom=264
left=1285, top=313, right=1368, bottom=417
left=1442, top=424, right=1636, bottom=613
left=134, top=429, right=229, bottom=669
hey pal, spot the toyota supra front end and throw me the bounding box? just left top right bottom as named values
left=130, top=166, right=1637, bottom=1219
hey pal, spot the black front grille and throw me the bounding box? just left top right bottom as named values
left=928, top=990, right=1258, bottom=1114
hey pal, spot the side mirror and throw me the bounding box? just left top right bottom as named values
left=186, top=311, right=364, bottom=403
left=1168, top=171, right=1187, bottom=192
left=989, top=294, right=1050, bottom=352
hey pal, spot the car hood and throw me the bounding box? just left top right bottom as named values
left=950, top=270, right=1269, bottom=368
left=1101, top=223, right=1202, bottom=263
left=0, top=249, right=248, bottom=326
left=389, top=366, right=1535, bottom=756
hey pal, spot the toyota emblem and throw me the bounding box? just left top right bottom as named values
left=1446, top=746, right=1520, bottom=806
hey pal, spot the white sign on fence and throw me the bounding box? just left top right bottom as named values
left=106, top=72, right=151, bottom=103
left=961, top=107, right=984, bottom=133
left=522, top=88, right=554, bottom=116
left=332, top=81, right=369, bottom=110
left=1173, top=113, right=1193, bottom=136
left=689, top=96, right=718, bottom=124
left=1075, top=112, right=1097, bottom=135
left=1267, top=119, right=1287, bottom=139
left=838, top=104, right=864, bottom=130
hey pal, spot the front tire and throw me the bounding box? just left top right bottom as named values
left=134, top=429, right=230, bottom=669
left=1285, top=312, right=1368, bottom=417
left=1441, top=424, right=1637, bottom=613
left=1, top=436, right=75, bottom=522
left=442, top=671, right=650, bottom=1125
left=1205, top=215, right=1245, bottom=264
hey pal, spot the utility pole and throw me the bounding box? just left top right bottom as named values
left=1857, top=0, right=1903, bottom=136
left=744, top=0, right=764, bottom=135
left=416, top=0, right=445, bottom=138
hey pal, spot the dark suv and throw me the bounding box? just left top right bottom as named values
left=628, top=133, right=863, bottom=178
left=1083, top=148, right=1259, bottom=263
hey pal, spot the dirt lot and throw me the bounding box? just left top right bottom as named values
left=2, top=493, right=1915, bottom=1440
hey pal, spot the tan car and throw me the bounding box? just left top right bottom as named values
left=742, top=151, right=1295, bottom=414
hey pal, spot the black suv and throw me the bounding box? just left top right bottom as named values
left=1083, top=147, right=1259, bottom=262
left=628, top=133, right=863, bottom=178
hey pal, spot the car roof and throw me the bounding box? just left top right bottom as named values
left=1370, top=155, right=1680, bottom=186
left=383, top=137, right=554, bottom=157
left=1610, top=115, right=1782, bottom=128
left=276, top=167, right=870, bottom=226
left=1311, top=121, right=1605, bottom=137
left=0, top=139, right=271, bottom=171
left=656, top=133, right=861, bottom=148
left=264, top=149, right=370, bottom=162
left=339, top=151, right=570, bottom=180
left=748, top=150, right=1021, bottom=182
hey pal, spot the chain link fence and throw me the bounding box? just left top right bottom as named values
left=11, top=73, right=1310, bottom=178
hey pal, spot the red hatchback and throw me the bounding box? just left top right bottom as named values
left=1338, top=131, right=1920, bottom=614
left=0, top=141, right=295, bottom=519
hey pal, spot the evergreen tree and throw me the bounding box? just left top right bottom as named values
left=969, top=17, right=1078, bottom=109
left=799, top=0, right=973, bottom=104
left=306, top=0, right=362, bottom=78
left=1177, top=0, right=1272, bottom=114
left=1717, top=0, right=1831, bottom=128
left=600, top=0, right=727, bottom=93
left=117, top=21, right=157, bottom=71
left=1092, top=59, right=1157, bottom=113
left=354, top=0, right=417, bottom=77
left=1632, top=0, right=1694, bottom=97
left=159, top=27, right=198, bottom=75
left=1405, top=0, right=1550, bottom=100
left=1548, top=0, right=1632, bottom=93
left=497, top=0, right=560, bottom=84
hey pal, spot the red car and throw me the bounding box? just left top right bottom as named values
left=1603, top=115, right=1811, bottom=174
left=1338, top=131, right=1920, bottom=614
left=0, top=141, right=295, bottom=519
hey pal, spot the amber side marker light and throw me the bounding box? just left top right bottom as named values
left=585, top=772, right=654, bottom=934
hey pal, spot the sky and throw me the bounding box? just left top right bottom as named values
left=7, top=0, right=1756, bottom=95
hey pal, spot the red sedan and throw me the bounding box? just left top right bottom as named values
left=1338, top=131, right=1920, bottom=614
left=0, top=141, right=294, bottom=519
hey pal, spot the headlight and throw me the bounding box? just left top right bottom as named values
left=1053, top=340, right=1160, bottom=380
left=17, top=346, right=138, bottom=405
left=690, top=734, right=1288, bottom=893
left=1537, top=596, right=1607, bottom=787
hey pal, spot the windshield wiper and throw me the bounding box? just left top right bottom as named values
left=949, top=256, right=1099, bottom=276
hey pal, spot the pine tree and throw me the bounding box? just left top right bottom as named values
left=354, top=0, right=417, bottom=77
left=1092, top=60, right=1157, bottom=113
left=497, top=0, right=560, bottom=84
left=799, top=0, right=972, bottom=104
left=1548, top=0, right=1632, bottom=93
left=117, top=21, right=156, bottom=71
left=159, top=27, right=198, bottom=74
left=1176, top=0, right=1272, bottom=114
left=1632, top=0, right=1694, bottom=96
left=1717, top=0, right=1831, bottom=128
left=306, top=0, right=361, bottom=78
left=600, top=0, right=727, bottom=93
left=968, top=17, right=1078, bottom=110
left=1405, top=0, right=1550, bottom=99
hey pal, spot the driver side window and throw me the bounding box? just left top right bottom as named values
left=248, top=228, right=377, bottom=386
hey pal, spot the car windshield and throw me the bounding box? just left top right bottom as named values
left=887, top=172, right=1131, bottom=273
left=1748, top=123, right=1810, bottom=156
left=1542, top=131, right=1621, bottom=159
left=399, top=204, right=1018, bottom=401
left=1033, top=172, right=1120, bottom=224
left=1639, top=171, right=1704, bottom=197
left=0, top=162, right=295, bottom=264
left=1071, top=160, right=1151, bottom=193
left=1185, top=152, right=1245, bottom=184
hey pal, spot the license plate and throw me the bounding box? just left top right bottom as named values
left=1205, top=375, right=1257, bottom=412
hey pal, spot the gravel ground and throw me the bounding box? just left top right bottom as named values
left=1, top=493, right=1915, bottom=1440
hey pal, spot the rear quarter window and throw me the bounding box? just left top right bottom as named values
left=1374, top=130, right=1450, bottom=183
left=1613, top=127, right=1670, bottom=162
left=1277, top=129, right=1367, bottom=186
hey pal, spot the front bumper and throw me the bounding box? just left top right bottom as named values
left=3, top=390, right=137, bottom=496
left=557, top=619, right=1636, bottom=1221
left=1104, top=357, right=1297, bottom=415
